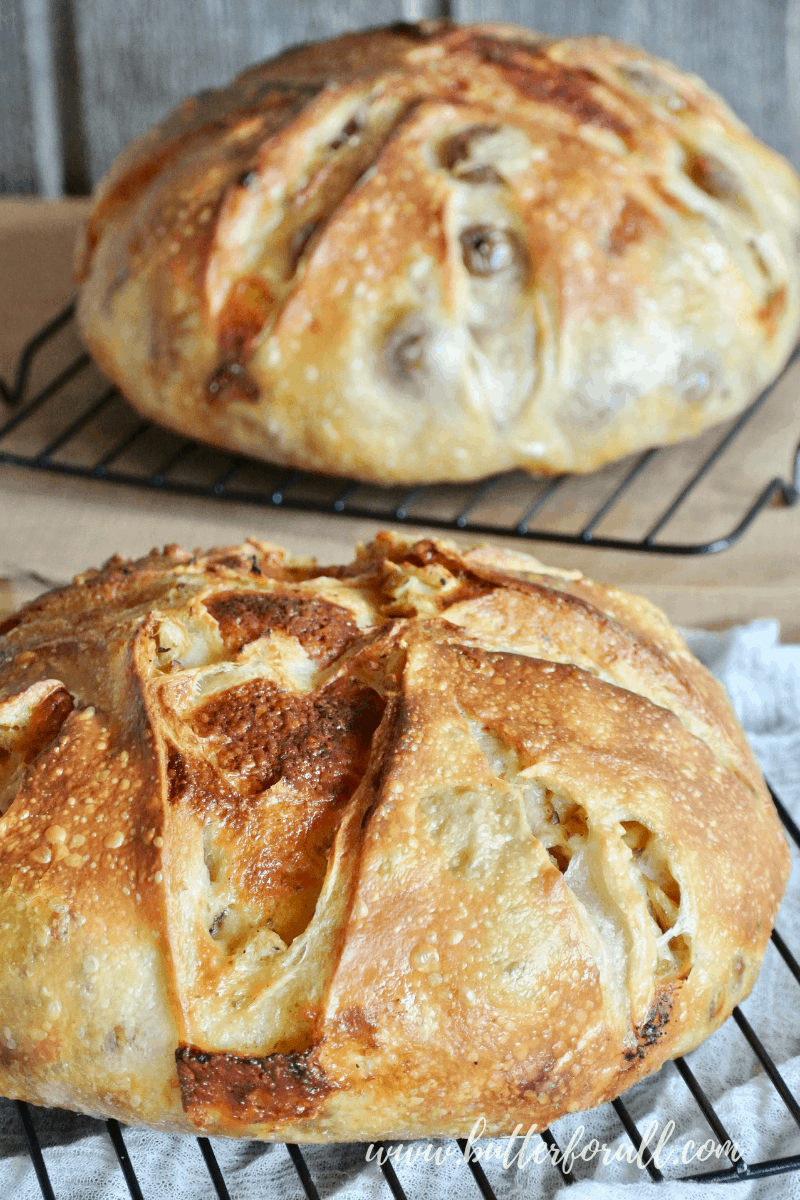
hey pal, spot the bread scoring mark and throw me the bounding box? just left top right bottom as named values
left=607, top=197, right=657, bottom=256
left=287, top=221, right=319, bottom=277
left=176, top=1043, right=332, bottom=1123
left=460, top=224, right=528, bottom=278
left=396, top=538, right=754, bottom=794
left=204, top=590, right=359, bottom=663
left=0, top=683, right=75, bottom=815
left=216, top=275, right=274, bottom=360
left=440, top=125, right=504, bottom=184
left=757, top=284, right=787, bottom=339
left=684, top=149, right=748, bottom=209
left=460, top=34, right=631, bottom=137
left=616, top=63, right=687, bottom=112
left=169, top=675, right=385, bottom=946
left=230, top=97, right=425, bottom=346
left=205, top=361, right=260, bottom=405
left=382, top=313, right=465, bottom=402
left=78, top=87, right=323, bottom=280
left=452, top=650, right=694, bottom=996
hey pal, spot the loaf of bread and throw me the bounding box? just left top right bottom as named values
left=0, top=534, right=788, bottom=1139
left=76, top=21, right=800, bottom=486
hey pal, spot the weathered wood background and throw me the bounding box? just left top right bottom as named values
left=3, top=0, right=800, bottom=195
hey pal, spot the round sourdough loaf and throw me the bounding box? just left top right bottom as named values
left=75, top=22, right=800, bottom=485
left=0, top=534, right=789, bottom=1139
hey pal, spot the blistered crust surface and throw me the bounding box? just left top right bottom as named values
left=76, top=21, right=800, bottom=485
left=0, top=533, right=789, bottom=1139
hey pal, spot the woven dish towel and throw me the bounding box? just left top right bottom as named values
left=0, top=619, right=798, bottom=1200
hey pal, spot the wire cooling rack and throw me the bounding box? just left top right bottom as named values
left=1, top=304, right=799, bottom=555
left=2, top=309, right=800, bottom=1195
left=4, top=781, right=800, bottom=1198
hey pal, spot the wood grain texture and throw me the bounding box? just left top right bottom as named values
left=454, top=0, right=800, bottom=168
left=0, top=0, right=36, bottom=193
left=68, top=0, right=407, bottom=185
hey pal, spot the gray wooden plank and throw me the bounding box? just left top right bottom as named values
left=0, top=0, right=36, bottom=193
left=453, top=0, right=800, bottom=169
left=69, top=0, right=410, bottom=187
left=21, top=0, right=65, bottom=196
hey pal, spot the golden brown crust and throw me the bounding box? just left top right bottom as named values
left=0, top=533, right=789, bottom=1138
left=77, top=22, right=800, bottom=485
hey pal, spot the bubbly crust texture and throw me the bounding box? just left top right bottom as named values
left=0, top=533, right=789, bottom=1139
left=76, top=21, right=800, bottom=485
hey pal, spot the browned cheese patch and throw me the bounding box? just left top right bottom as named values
left=172, top=676, right=385, bottom=944
left=176, top=1043, right=332, bottom=1124
left=204, top=590, right=360, bottom=662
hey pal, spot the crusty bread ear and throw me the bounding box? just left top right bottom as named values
left=76, top=23, right=800, bottom=486
left=0, top=535, right=788, bottom=1139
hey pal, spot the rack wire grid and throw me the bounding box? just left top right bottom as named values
left=0, top=303, right=799, bottom=554
left=5, top=782, right=800, bottom=1198
left=2, top=308, right=800, bottom=1197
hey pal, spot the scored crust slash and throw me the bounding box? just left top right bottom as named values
left=0, top=533, right=789, bottom=1139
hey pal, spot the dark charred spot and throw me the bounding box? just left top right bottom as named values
left=0, top=614, right=23, bottom=637
left=176, top=1044, right=333, bottom=1122
left=329, top=115, right=364, bottom=151
left=516, top=1054, right=556, bottom=1097
left=166, top=744, right=191, bottom=802
left=205, top=590, right=360, bottom=663
left=624, top=989, right=673, bottom=1061
left=607, top=197, right=657, bottom=256
left=208, top=909, right=227, bottom=938
left=205, top=361, right=260, bottom=405
left=217, top=276, right=273, bottom=361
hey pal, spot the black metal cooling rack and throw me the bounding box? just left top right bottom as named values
left=1, top=303, right=800, bottom=554
left=5, top=780, right=800, bottom=1198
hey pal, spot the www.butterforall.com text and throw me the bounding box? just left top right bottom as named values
left=366, top=1117, right=740, bottom=1174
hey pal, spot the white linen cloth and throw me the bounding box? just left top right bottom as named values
left=1, top=620, right=799, bottom=1200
